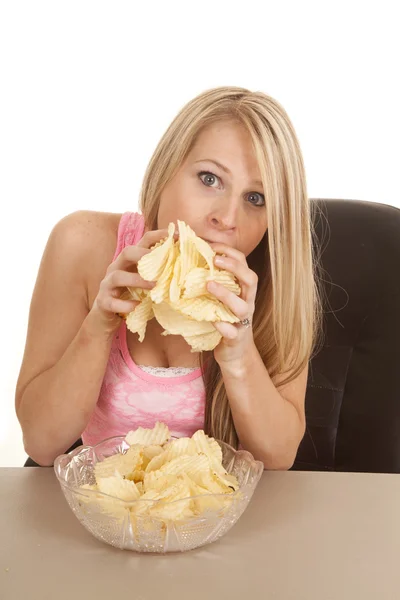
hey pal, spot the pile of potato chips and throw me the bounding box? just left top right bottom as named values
left=124, top=221, right=241, bottom=351
left=80, top=422, right=239, bottom=522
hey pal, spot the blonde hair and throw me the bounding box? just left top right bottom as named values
left=139, top=86, right=321, bottom=448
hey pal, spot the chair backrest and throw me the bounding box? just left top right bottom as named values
left=293, top=199, right=400, bottom=473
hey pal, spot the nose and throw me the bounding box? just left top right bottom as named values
left=208, top=196, right=239, bottom=232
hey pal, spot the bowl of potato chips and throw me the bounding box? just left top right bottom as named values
left=54, top=422, right=264, bottom=553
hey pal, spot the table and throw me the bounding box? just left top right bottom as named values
left=1, top=468, right=400, bottom=599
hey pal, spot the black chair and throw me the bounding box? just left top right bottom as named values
left=294, top=199, right=400, bottom=473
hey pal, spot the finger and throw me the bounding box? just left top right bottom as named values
left=115, top=228, right=177, bottom=272
left=115, top=228, right=179, bottom=272
left=137, top=228, right=172, bottom=249
left=213, top=255, right=258, bottom=297
left=99, top=296, right=139, bottom=316
left=207, top=281, right=251, bottom=321
left=209, top=242, right=247, bottom=264
left=104, top=270, right=156, bottom=291
left=114, top=245, right=151, bottom=271
left=213, top=321, right=239, bottom=341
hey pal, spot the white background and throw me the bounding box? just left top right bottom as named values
left=1, top=1, right=399, bottom=466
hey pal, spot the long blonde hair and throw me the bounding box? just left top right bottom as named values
left=139, top=86, right=321, bottom=448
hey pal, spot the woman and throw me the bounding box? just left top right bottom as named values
left=15, top=86, right=320, bottom=469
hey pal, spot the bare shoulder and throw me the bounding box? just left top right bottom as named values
left=52, top=210, right=122, bottom=248
left=49, top=210, right=123, bottom=306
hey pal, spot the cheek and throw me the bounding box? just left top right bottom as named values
left=242, top=223, right=268, bottom=256
left=157, top=195, right=172, bottom=226
left=157, top=177, right=201, bottom=228
left=157, top=186, right=184, bottom=227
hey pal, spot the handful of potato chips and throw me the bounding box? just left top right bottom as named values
left=80, top=422, right=240, bottom=523
left=124, top=221, right=241, bottom=351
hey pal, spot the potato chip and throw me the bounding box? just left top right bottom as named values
left=178, top=221, right=201, bottom=287
left=178, top=220, right=215, bottom=274
left=153, top=302, right=215, bottom=337
left=176, top=296, right=239, bottom=323
left=125, top=287, right=148, bottom=303
left=125, top=295, right=154, bottom=342
left=125, top=422, right=170, bottom=447
left=143, top=444, right=164, bottom=459
left=148, top=481, right=193, bottom=521
left=143, top=472, right=181, bottom=493
left=183, top=330, right=222, bottom=352
left=144, top=449, right=169, bottom=473
left=181, top=267, right=209, bottom=299
left=78, top=485, right=131, bottom=519
left=137, top=223, right=175, bottom=282
left=213, top=470, right=239, bottom=491
left=182, top=267, right=241, bottom=298
left=194, top=470, right=232, bottom=494
left=94, top=445, right=143, bottom=482
left=150, top=499, right=193, bottom=521
left=97, top=474, right=141, bottom=502
left=77, top=483, right=100, bottom=506
left=130, top=489, right=160, bottom=516
left=142, top=445, right=164, bottom=469
left=162, top=437, right=197, bottom=461
left=191, top=237, right=215, bottom=274
left=98, top=498, right=131, bottom=519
left=125, top=469, right=144, bottom=483
left=117, top=288, right=144, bottom=320
left=192, top=432, right=239, bottom=491
left=169, top=255, right=182, bottom=304
left=148, top=239, right=166, bottom=250
left=192, top=430, right=223, bottom=464
left=209, top=269, right=241, bottom=296
left=150, top=243, right=178, bottom=304
left=143, top=443, right=191, bottom=475
left=159, top=453, right=210, bottom=483
left=184, top=477, right=230, bottom=514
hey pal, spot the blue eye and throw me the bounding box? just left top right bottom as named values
left=198, top=171, right=265, bottom=207
left=247, top=192, right=265, bottom=207
left=198, top=171, right=220, bottom=188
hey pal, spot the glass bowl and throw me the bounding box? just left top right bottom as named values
left=54, top=436, right=264, bottom=553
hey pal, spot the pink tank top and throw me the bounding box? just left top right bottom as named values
left=81, top=212, right=206, bottom=446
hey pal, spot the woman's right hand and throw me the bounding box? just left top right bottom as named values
left=88, top=228, right=169, bottom=336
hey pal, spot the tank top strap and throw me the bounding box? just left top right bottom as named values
left=112, top=212, right=146, bottom=261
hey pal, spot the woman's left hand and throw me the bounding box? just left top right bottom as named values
left=206, top=243, right=258, bottom=365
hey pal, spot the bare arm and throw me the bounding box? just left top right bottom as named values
left=207, top=241, right=307, bottom=470
left=15, top=211, right=162, bottom=466
left=220, top=344, right=307, bottom=470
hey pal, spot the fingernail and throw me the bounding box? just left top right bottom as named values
left=214, top=256, right=224, bottom=266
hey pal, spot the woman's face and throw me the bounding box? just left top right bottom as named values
left=156, top=120, right=268, bottom=257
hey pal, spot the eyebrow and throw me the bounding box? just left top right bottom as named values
left=194, top=158, right=263, bottom=188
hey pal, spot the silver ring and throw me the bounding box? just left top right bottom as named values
left=240, top=317, right=252, bottom=328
